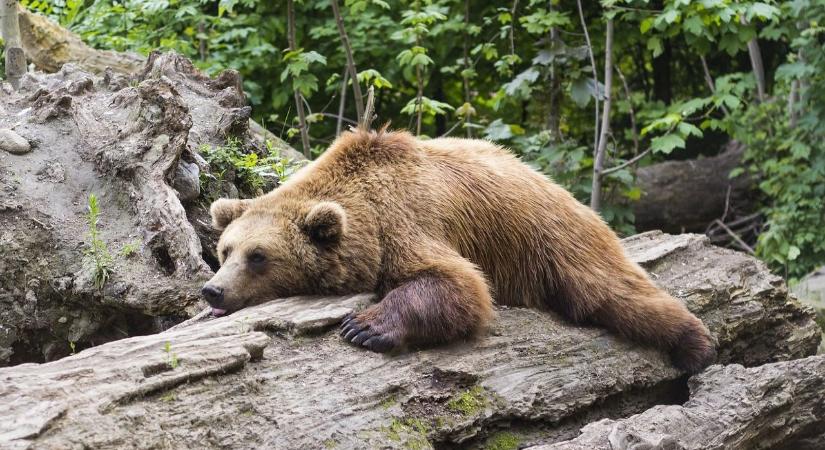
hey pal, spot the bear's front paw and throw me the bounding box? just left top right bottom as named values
left=340, top=312, right=399, bottom=353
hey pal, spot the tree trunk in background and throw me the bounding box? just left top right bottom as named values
left=591, top=19, right=613, bottom=211
left=287, top=0, right=311, bottom=158
left=462, top=0, right=472, bottom=137
left=336, top=67, right=348, bottom=137
left=1, top=0, right=26, bottom=89
left=633, top=142, right=755, bottom=233
left=742, top=17, right=766, bottom=101
left=12, top=8, right=302, bottom=160
left=652, top=39, right=672, bottom=104
left=330, top=0, right=364, bottom=123
left=433, top=70, right=446, bottom=136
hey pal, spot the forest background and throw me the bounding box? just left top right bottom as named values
left=3, top=0, right=824, bottom=282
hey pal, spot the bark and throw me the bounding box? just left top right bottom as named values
left=0, top=52, right=305, bottom=366
left=1, top=0, right=26, bottom=89
left=16, top=6, right=142, bottom=74
left=633, top=142, right=755, bottom=233
left=14, top=7, right=302, bottom=161
left=793, top=266, right=825, bottom=354
left=0, top=232, right=819, bottom=449
left=533, top=355, right=825, bottom=450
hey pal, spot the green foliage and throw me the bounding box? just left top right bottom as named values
left=84, top=194, right=113, bottom=290
left=281, top=49, right=327, bottom=97
left=734, top=101, right=824, bottom=280
left=199, top=137, right=306, bottom=199
left=24, top=0, right=825, bottom=280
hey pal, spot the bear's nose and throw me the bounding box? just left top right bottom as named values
left=201, top=284, right=224, bottom=306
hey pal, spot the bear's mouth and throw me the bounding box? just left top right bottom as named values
left=211, top=307, right=228, bottom=317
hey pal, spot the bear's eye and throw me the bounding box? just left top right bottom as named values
left=247, top=251, right=266, bottom=264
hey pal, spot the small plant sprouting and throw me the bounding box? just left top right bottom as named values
left=119, top=240, right=140, bottom=258
left=198, top=137, right=307, bottom=201
left=163, top=341, right=179, bottom=369
left=84, top=194, right=113, bottom=290
left=69, top=341, right=76, bottom=355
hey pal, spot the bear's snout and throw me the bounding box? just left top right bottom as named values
left=201, top=284, right=226, bottom=315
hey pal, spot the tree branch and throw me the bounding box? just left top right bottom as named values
left=361, top=86, right=376, bottom=130
left=331, top=0, right=364, bottom=123
left=287, top=0, right=311, bottom=158
left=576, top=0, right=600, bottom=162
left=615, top=65, right=639, bottom=155
left=740, top=17, right=766, bottom=102
left=590, top=18, right=613, bottom=211
left=336, top=67, right=348, bottom=137
left=601, top=146, right=653, bottom=176
left=700, top=55, right=730, bottom=116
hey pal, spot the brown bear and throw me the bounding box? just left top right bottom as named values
left=203, top=128, right=716, bottom=373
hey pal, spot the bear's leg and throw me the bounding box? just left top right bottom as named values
left=340, top=253, right=494, bottom=353
left=557, top=270, right=716, bottom=374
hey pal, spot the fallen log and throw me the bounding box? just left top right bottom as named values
left=17, top=6, right=143, bottom=74
left=15, top=6, right=303, bottom=161
left=0, top=52, right=298, bottom=365
left=0, top=232, right=819, bottom=449
left=633, top=142, right=756, bottom=233
left=534, top=355, right=825, bottom=449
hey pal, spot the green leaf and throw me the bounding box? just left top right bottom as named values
left=570, top=78, right=591, bottom=107
left=747, top=3, right=780, bottom=21
left=677, top=122, right=703, bottom=138
left=683, top=16, right=704, bottom=36
left=651, top=134, right=686, bottom=154
left=788, top=246, right=800, bottom=261
left=647, top=36, right=663, bottom=57
left=640, top=17, right=654, bottom=34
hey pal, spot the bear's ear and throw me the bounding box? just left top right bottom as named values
left=210, top=198, right=251, bottom=230
left=303, top=201, right=347, bottom=244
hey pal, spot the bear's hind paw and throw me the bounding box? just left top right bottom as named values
left=340, top=313, right=398, bottom=353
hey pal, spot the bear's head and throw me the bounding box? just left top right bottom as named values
left=201, top=197, right=364, bottom=316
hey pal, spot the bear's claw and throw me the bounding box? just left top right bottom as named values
left=339, top=314, right=397, bottom=353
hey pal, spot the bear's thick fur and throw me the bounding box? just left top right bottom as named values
left=205, top=129, right=716, bottom=373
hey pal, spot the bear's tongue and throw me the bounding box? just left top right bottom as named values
left=211, top=307, right=227, bottom=317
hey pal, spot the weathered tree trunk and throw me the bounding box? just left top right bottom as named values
left=0, top=52, right=303, bottom=366
left=1, top=0, right=26, bottom=89
left=533, top=355, right=825, bottom=449
left=0, top=232, right=819, bottom=449
left=633, top=142, right=755, bottom=233
left=14, top=7, right=303, bottom=161
left=16, top=6, right=142, bottom=74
